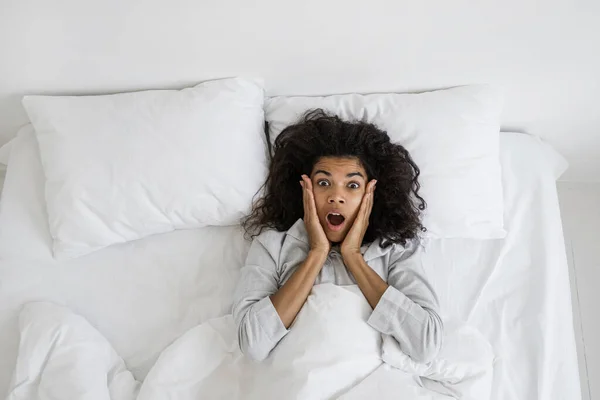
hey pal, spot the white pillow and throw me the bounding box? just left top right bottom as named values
left=266, top=85, right=505, bottom=239
left=22, top=77, right=267, bottom=259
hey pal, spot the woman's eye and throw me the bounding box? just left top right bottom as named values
left=348, top=182, right=360, bottom=189
left=317, top=180, right=330, bottom=187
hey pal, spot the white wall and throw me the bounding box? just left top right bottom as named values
left=1, top=0, right=599, bottom=181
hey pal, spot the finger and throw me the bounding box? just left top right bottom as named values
left=366, top=191, right=374, bottom=218
left=362, top=180, right=376, bottom=220
left=301, top=175, right=311, bottom=201
left=302, top=174, right=314, bottom=193
left=354, top=192, right=369, bottom=225
left=301, top=175, right=319, bottom=217
left=368, top=180, right=376, bottom=203
left=301, top=181, right=306, bottom=218
left=369, top=179, right=377, bottom=194
left=300, top=180, right=309, bottom=219
left=361, top=190, right=374, bottom=223
left=306, top=186, right=319, bottom=220
left=366, top=193, right=373, bottom=219
left=360, top=191, right=370, bottom=212
left=301, top=175, right=318, bottom=222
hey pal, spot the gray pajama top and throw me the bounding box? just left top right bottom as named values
left=232, top=219, right=443, bottom=363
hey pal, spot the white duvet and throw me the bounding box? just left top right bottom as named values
left=6, top=285, right=491, bottom=400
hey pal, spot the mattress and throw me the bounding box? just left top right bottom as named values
left=0, top=131, right=581, bottom=399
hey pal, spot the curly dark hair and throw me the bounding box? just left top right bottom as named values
left=243, top=109, right=426, bottom=247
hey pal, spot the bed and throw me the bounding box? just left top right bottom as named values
left=0, top=124, right=581, bottom=398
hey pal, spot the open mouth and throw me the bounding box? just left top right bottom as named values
left=326, top=212, right=346, bottom=232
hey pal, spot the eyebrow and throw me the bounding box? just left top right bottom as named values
left=313, top=170, right=365, bottom=179
left=346, top=172, right=365, bottom=179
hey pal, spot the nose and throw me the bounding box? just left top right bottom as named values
left=327, top=189, right=345, bottom=205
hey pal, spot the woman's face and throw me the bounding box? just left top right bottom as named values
left=310, top=156, right=368, bottom=243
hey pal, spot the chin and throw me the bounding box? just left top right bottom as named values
left=326, top=232, right=346, bottom=244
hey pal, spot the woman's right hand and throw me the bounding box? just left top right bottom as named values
left=301, top=174, right=331, bottom=255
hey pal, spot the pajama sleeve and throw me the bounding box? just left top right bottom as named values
left=231, top=236, right=289, bottom=361
left=367, top=240, right=444, bottom=363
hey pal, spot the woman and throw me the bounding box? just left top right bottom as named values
left=232, top=109, right=443, bottom=362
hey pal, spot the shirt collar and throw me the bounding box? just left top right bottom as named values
left=285, top=218, right=395, bottom=262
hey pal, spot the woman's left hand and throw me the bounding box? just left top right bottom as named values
left=341, top=180, right=377, bottom=260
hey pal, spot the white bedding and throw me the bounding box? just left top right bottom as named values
left=0, top=132, right=581, bottom=399
left=7, top=285, right=490, bottom=400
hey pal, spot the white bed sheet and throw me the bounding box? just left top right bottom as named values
left=0, top=130, right=580, bottom=399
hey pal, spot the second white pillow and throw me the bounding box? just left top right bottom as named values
left=266, top=85, right=505, bottom=239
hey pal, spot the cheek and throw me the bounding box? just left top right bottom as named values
left=346, top=193, right=365, bottom=216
